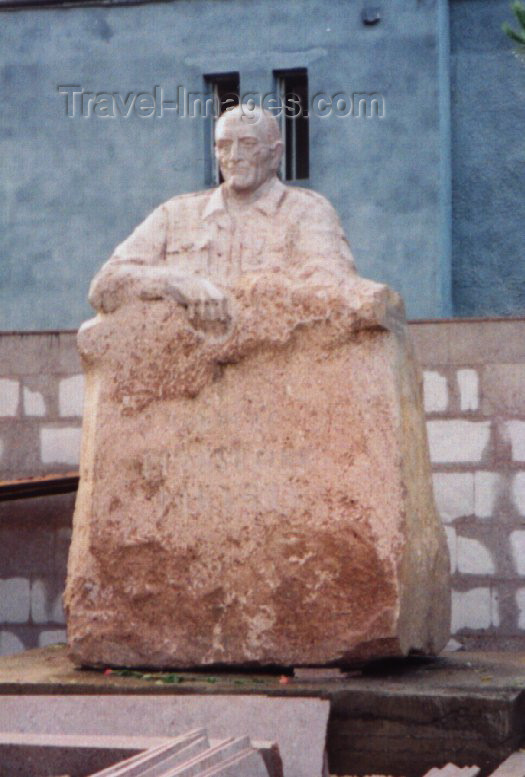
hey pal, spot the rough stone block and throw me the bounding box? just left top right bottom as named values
left=59, top=374, right=85, bottom=417
left=23, top=386, right=46, bottom=417
left=65, top=296, right=450, bottom=668
left=503, top=421, right=525, bottom=462
left=40, top=426, right=82, bottom=465
left=38, top=629, right=67, bottom=648
left=0, top=578, right=30, bottom=624
left=409, top=323, right=450, bottom=366
left=57, top=333, right=83, bottom=374
left=446, top=321, right=525, bottom=365
left=457, top=369, right=479, bottom=412
left=31, top=578, right=66, bottom=625
left=0, top=420, right=41, bottom=481
left=427, top=421, right=491, bottom=463
left=512, top=473, right=525, bottom=517
left=0, top=630, right=24, bottom=657
left=55, top=526, right=73, bottom=576
left=515, top=589, right=525, bottom=630
left=456, top=537, right=495, bottom=575
left=482, top=364, right=525, bottom=415
left=474, top=471, right=500, bottom=519
left=451, top=588, right=498, bottom=632
left=0, top=516, right=55, bottom=577
left=432, top=473, right=474, bottom=523
left=0, top=378, right=19, bottom=417
left=509, top=531, right=525, bottom=575
left=423, top=370, right=448, bottom=413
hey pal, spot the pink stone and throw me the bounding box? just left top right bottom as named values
left=65, top=282, right=450, bottom=667
left=65, top=107, right=450, bottom=668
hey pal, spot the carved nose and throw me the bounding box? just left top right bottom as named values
left=230, top=140, right=241, bottom=160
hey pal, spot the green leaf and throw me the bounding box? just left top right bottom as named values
left=111, top=669, right=144, bottom=678
left=511, top=1, right=525, bottom=29
left=503, top=22, right=525, bottom=44
left=160, top=674, right=182, bottom=684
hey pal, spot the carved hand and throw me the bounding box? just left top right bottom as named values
left=164, top=275, right=230, bottom=322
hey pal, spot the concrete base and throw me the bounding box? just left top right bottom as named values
left=1, top=648, right=525, bottom=776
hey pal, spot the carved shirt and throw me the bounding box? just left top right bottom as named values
left=107, top=178, right=357, bottom=287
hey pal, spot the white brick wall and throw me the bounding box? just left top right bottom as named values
left=423, top=371, right=448, bottom=413
left=457, top=369, right=479, bottom=411
left=59, top=374, right=85, bottom=417
left=427, top=420, right=491, bottom=463
left=433, top=473, right=474, bottom=522
left=31, top=580, right=66, bottom=625
left=516, top=589, right=525, bottom=629
left=510, top=531, right=525, bottom=575
left=2, top=324, right=525, bottom=653
left=504, top=421, right=525, bottom=461
left=0, top=631, right=25, bottom=656
left=474, top=471, right=500, bottom=518
left=0, top=379, right=19, bottom=416
left=456, top=536, right=495, bottom=575
left=451, top=588, right=499, bottom=632
left=23, top=386, right=46, bottom=416
left=512, top=473, right=525, bottom=516
left=40, top=426, right=82, bottom=465
left=0, top=579, right=30, bottom=623
left=38, top=629, right=67, bottom=648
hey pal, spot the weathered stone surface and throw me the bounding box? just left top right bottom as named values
left=65, top=107, right=449, bottom=668
left=65, top=276, right=449, bottom=667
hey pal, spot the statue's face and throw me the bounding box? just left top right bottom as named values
left=215, top=116, right=278, bottom=193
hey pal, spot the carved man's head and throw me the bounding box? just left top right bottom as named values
left=215, top=106, right=283, bottom=194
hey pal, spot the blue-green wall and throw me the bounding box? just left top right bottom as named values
left=0, top=0, right=522, bottom=329
left=450, top=0, right=525, bottom=317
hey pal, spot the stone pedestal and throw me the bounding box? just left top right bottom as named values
left=65, top=278, right=450, bottom=667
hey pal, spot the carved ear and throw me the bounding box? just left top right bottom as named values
left=271, top=140, right=284, bottom=170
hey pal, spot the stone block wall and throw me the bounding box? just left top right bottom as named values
left=1, top=320, right=525, bottom=656
left=0, top=333, right=83, bottom=480
left=0, top=493, right=74, bottom=656
left=0, top=332, right=82, bottom=655
left=411, top=319, right=525, bottom=651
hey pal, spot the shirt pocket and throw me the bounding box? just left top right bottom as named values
left=166, top=239, right=210, bottom=275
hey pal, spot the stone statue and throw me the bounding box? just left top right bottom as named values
left=65, top=107, right=450, bottom=669
left=88, top=106, right=401, bottom=331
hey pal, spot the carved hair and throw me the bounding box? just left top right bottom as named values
left=215, top=105, right=282, bottom=146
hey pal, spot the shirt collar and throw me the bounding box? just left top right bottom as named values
left=202, top=177, right=287, bottom=221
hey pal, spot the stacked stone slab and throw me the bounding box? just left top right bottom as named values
left=90, top=731, right=274, bottom=777
left=0, top=730, right=282, bottom=777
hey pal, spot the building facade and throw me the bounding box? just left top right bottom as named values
left=0, top=0, right=523, bottom=329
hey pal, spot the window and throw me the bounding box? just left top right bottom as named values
left=204, top=72, right=240, bottom=185
left=274, top=69, right=309, bottom=181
